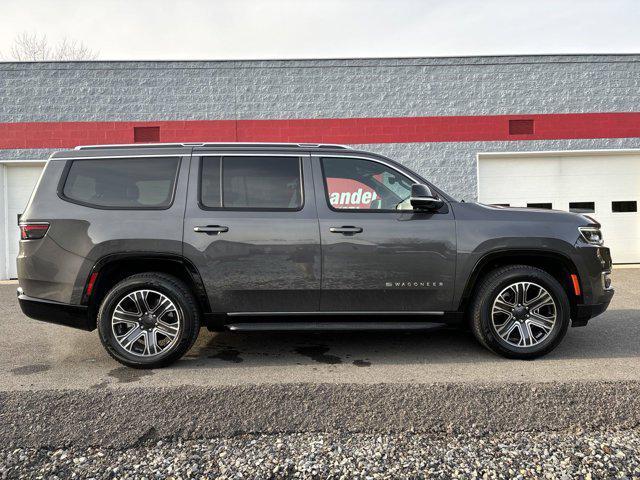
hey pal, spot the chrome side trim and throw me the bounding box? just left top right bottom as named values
left=226, top=311, right=444, bottom=316
left=227, top=322, right=447, bottom=331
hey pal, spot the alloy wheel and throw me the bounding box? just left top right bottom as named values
left=491, top=281, right=557, bottom=348
left=111, top=289, right=182, bottom=357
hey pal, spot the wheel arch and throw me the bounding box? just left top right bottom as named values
left=458, top=249, right=582, bottom=320
left=82, top=253, right=211, bottom=328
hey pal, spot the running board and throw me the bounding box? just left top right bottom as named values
left=226, top=321, right=447, bottom=332
left=226, top=311, right=444, bottom=317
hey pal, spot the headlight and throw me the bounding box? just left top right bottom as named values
left=579, top=226, right=603, bottom=245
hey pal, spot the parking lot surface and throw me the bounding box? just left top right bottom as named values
left=1, top=269, right=639, bottom=391
left=2, top=268, right=640, bottom=480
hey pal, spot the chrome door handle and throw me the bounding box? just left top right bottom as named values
left=329, top=226, right=363, bottom=234
left=194, top=225, right=229, bottom=234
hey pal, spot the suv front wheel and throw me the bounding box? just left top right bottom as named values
left=97, top=273, right=200, bottom=368
left=469, top=265, right=570, bottom=359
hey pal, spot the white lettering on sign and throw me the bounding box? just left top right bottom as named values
left=329, top=188, right=378, bottom=208
left=326, top=178, right=378, bottom=209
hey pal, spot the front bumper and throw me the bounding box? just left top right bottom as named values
left=572, top=286, right=614, bottom=327
left=17, top=288, right=94, bottom=331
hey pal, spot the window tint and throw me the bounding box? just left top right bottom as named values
left=569, top=202, right=595, bottom=213
left=527, top=203, right=552, bottom=209
left=322, top=157, right=414, bottom=211
left=612, top=201, right=637, bottom=213
left=200, top=156, right=302, bottom=210
left=200, top=157, right=221, bottom=208
left=62, top=157, right=179, bottom=208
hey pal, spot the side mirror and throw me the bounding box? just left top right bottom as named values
left=410, top=184, right=444, bottom=211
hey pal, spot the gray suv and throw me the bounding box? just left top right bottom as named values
left=17, top=143, right=614, bottom=368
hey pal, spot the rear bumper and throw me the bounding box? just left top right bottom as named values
left=17, top=288, right=94, bottom=331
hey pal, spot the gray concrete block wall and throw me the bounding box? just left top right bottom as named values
left=2, top=55, right=640, bottom=199
left=2, top=55, right=640, bottom=123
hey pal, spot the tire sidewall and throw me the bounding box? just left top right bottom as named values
left=98, top=276, right=197, bottom=367
left=478, top=269, right=570, bottom=358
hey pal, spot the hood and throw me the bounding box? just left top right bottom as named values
left=456, top=202, right=599, bottom=227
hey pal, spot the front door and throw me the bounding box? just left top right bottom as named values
left=183, top=152, right=321, bottom=313
left=312, top=155, right=456, bottom=312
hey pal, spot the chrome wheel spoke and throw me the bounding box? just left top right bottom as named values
left=111, top=289, right=182, bottom=358
left=493, top=299, right=514, bottom=316
left=153, top=298, right=176, bottom=320
left=495, top=317, right=517, bottom=337
left=528, top=313, right=555, bottom=331
left=156, top=319, right=179, bottom=340
left=112, top=307, right=140, bottom=325
left=143, top=331, right=160, bottom=356
left=117, top=326, right=144, bottom=351
left=491, top=281, right=557, bottom=349
left=131, top=290, right=151, bottom=313
left=526, top=290, right=554, bottom=311
left=517, top=322, right=534, bottom=347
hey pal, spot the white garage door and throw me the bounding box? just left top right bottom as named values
left=4, top=163, right=46, bottom=278
left=478, top=151, right=640, bottom=264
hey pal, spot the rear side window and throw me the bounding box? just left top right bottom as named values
left=62, top=157, right=180, bottom=209
left=200, top=156, right=302, bottom=210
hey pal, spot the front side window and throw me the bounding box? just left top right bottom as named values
left=62, top=157, right=180, bottom=208
left=321, top=157, right=414, bottom=211
left=200, top=156, right=302, bottom=210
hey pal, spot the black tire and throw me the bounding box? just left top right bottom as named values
left=469, top=265, right=570, bottom=359
left=97, top=272, right=200, bottom=368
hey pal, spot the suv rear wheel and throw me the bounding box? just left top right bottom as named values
left=469, top=265, right=570, bottom=359
left=97, top=273, right=200, bottom=368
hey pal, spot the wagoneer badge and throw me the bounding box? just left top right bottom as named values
left=385, top=281, right=444, bottom=288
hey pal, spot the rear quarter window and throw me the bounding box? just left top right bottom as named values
left=61, top=157, right=180, bottom=209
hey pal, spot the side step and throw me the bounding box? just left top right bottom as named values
left=226, top=322, right=447, bottom=332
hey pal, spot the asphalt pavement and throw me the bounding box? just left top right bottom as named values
left=1, top=269, right=639, bottom=391
left=1, top=269, right=639, bottom=457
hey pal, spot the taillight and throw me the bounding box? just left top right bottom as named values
left=19, top=222, right=49, bottom=240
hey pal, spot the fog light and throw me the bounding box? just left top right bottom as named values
left=602, top=272, right=612, bottom=290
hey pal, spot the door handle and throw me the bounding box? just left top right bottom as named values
left=194, top=225, right=229, bottom=234
left=329, top=226, right=363, bottom=234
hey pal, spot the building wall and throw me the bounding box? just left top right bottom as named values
left=2, top=55, right=640, bottom=199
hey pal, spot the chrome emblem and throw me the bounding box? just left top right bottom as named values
left=385, top=281, right=444, bottom=288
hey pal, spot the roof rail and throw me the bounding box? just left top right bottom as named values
left=74, top=142, right=352, bottom=150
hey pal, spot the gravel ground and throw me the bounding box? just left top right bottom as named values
left=2, top=429, right=640, bottom=479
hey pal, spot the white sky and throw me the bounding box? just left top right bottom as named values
left=1, top=0, right=639, bottom=60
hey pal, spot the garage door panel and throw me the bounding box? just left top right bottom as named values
left=5, top=164, right=45, bottom=278
left=479, top=153, right=640, bottom=264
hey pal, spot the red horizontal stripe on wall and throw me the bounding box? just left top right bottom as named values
left=2, top=112, right=640, bottom=149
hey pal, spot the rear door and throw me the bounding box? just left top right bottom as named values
left=183, top=150, right=321, bottom=313
left=312, top=154, right=456, bottom=312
